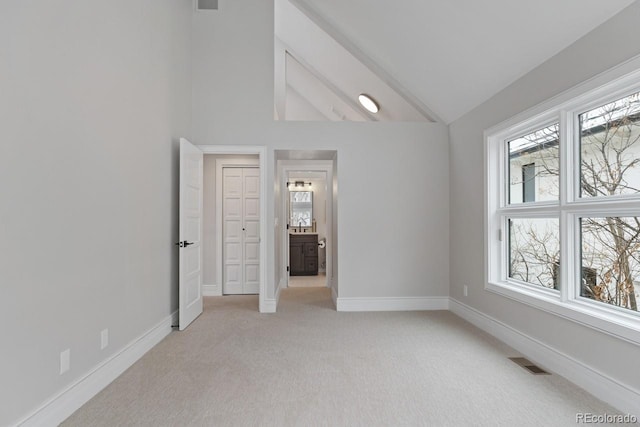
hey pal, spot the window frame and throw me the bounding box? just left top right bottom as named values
left=485, top=61, right=640, bottom=345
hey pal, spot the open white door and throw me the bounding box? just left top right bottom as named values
left=178, top=138, right=203, bottom=330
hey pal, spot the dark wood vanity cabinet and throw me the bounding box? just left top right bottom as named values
left=289, top=234, right=318, bottom=276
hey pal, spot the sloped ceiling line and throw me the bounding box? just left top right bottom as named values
left=289, top=0, right=441, bottom=123
left=286, top=84, right=335, bottom=120
left=281, top=41, right=376, bottom=121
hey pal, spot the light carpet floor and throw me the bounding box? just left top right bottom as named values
left=288, top=274, right=327, bottom=288
left=62, top=288, right=625, bottom=426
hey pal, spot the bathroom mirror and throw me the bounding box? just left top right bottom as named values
left=290, top=191, right=313, bottom=227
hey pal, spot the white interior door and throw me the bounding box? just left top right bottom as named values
left=223, top=167, right=260, bottom=294
left=178, top=138, right=203, bottom=330
left=243, top=168, right=260, bottom=293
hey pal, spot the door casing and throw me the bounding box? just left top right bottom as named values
left=279, top=160, right=334, bottom=292
left=199, top=145, right=269, bottom=312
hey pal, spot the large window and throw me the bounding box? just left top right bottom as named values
left=486, top=69, right=640, bottom=343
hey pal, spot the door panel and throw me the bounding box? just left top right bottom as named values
left=224, top=199, right=241, bottom=218
left=244, top=241, right=259, bottom=260
left=242, top=168, right=260, bottom=294
left=179, top=138, right=203, bottom=330
left=223, top=167, right=260, bottom=294
left=185, top=217, right=200, bottom=242
left=244, top=199, right=259, bottom=218
left=244, top=221, right=259, bottom=238
left=244, top=264, right=260, bottom=293
left=225, top=174, right=242, bottom=194
left=244, top=173, right=259, bottom=196
left=225, top=221, right=241, bottom=239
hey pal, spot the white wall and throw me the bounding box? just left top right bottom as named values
left=449, top=1, right=640, bottom=407
left=191, top=0, right=450, bottom=301
left=0, top=1, right=192, bottom=425
left=285, top=87, right=329, bottom=121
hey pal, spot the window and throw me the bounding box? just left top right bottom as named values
left=580, top=216, right=640, bottom=312
left=508, top=217, right=559, bottom=289
left=486, top=67, right=640, bottom=344
left=290, top=191, right=313, bottom=227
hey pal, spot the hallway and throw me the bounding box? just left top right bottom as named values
left=288, top=273, right=327, bottom=288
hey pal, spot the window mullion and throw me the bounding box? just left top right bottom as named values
left=559, top=110, right=571, bottom=302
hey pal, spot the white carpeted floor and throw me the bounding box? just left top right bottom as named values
left=62, top=288, right=625, bottom=426
left=288, top=274, right=327, bottom=288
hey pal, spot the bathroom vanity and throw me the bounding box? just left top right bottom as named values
left=289, top=233, right=318, bottom=276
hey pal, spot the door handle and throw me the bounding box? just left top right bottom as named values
left=175, top=241, right=195, bottom=248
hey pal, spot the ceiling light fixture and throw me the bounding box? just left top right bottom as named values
left=358, top=93, right=380, bottom=114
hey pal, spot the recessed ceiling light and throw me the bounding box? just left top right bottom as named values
left=358, top=93, right=380, bottom=113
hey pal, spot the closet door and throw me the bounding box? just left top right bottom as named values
left=223, top=167, right=260, bottom=294
left=242, top=168, right=260, bottom=294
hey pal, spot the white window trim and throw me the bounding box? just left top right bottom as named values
left=485, top=55, right=640, bottom=346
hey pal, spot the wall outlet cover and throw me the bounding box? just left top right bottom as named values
left=60, top=349, right=70, bottom=375
left=101, top=329, right=109, bottom=350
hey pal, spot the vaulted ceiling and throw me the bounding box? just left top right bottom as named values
left=275, top=0, right=636, bottom=123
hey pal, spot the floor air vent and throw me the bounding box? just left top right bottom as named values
left=509, top=357, right=550, bottom=375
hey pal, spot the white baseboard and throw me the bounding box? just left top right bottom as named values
left=449, top=298, right=640, bottom=417
left=16, top=311, right=177, bottom=427
left=202, top=283, right=221, bottom=296
left=331, top=286, right=338, bottom=309
left=336, top=296, right=449, bottom=312
left=261, top=298, right=277, bottom=313
left=276, top=278, right=284, bottom=301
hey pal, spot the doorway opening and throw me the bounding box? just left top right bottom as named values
left=275, top=151, right=338, bottom=309
left=202, top=154, right=260, bottom=298
left=287, top=170, right=328, bottom=288
left=196, top=145, right=269, bottom=313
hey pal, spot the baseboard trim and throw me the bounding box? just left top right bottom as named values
left=276, top=278, right=284, bottom=302
left=449, top=298, right=640, bottom=417
left=336, top=296, right=449, bottom=312
left=17, top=311, right=177, bottom=427
left=261, top=298, right=277, bottom=313
left=331, top=286, right=338, bottom=309
left=202, top=283, right=221, bottom=296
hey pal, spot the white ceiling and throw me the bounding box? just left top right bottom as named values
left=281, top=0, right=636, bottom=124
left=275, top=0, right=433, bottom=122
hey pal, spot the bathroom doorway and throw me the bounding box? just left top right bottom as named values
left=287, top=170, right=328, bottom=288
left=276, top=154, right=337, bottom=307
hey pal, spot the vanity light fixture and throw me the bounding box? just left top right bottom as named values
left=287, top=181, right=312, bottom=189
left=358, top=93, right=380, bottom=114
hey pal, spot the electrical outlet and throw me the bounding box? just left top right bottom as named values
left=463, top=285, right=468, bottom=297
left=101, top=329, right=109, bottom=350
left=60, top=349, right=70, bottom=375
